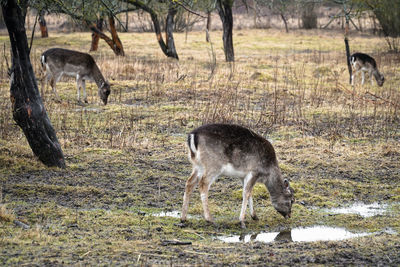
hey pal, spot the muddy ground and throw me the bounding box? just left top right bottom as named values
left=1, top=29, right=400, bottom=265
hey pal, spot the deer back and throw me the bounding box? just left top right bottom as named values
left=188, top=124, right=279, bottom=175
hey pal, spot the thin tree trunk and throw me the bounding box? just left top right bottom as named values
left=108, top=15, right=125, bottom=56
left=185, top=11, right=189, bottom=44
left=206, top=11, right=211, bottom=42
left=371, top=14, right=377, bottom=35
left=1, top=0, right=65, bottom=168
left=125, top=5, right=129, bottom=32
left=124, top=0, right=178, bottom=59
left=88, top=19, right=124, bottom=56
left=38, top=12, right=48, bottom=38
left=344, top=18, right=352, bottom=85
left=216, top=0, right=234, bottom=62
left=90, top=17, right=103, bottom=52
left=280, top=13, right=289, bottom=33
left=253, top=1, right=259, bottom=28
left=166, top=2, right=179, bottom=59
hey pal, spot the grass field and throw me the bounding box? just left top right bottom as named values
left=1, top=29, right=400, bottom=265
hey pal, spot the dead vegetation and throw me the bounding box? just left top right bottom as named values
left=0, top=29, right=399, bottom=265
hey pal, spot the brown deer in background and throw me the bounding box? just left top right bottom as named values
left=41, top=48, right=111, bottom=104
left=181, top=124, right=294, bottom=228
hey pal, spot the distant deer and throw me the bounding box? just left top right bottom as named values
left=350, top=52, right=384, bottom=87
left=41, top=48, right=111, bottom=104
left=181, top=124, right=294, bottom=228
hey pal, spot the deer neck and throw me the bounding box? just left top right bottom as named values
left=372, top=69, right=382, bottom=81
left=91, top=64, right=106, bottom=88
left=262, top=166, right=284, bottom=202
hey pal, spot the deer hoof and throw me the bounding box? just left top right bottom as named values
left=251, top=214, right=259, bottom=221
left=240, top=221, right=247, bottom=229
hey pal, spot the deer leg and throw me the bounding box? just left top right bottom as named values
left=199, top=171, right=219, bottom=223
left=361, top=71, right=365, bottom=85
left=369, top=70, right=374, bottom=85
left=240, top=177, right=258, bottom=220
left=351, top=70, right=356, bottom=86
left=181, top=168, right=201, bottom=222
left=82, top=80, right=88, bottom=103
left=51, top=72, right=62, bottom=99
left=76, top=75, right=82, bottom=102
left=249, top=195, right=258, bottom=220
left=240, top=172, right=258, bottom=229
left=41, top=72, right=50, bottom=97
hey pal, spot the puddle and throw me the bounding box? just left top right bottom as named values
left=150, top=210, right=198, bottom=220
left=73, top=107, right=101, bottom=112
left=152, top=210, right=182, bottom=219
left=217, top=226, right=370, bottom=243
left=325, top=202, right=388, bottom=217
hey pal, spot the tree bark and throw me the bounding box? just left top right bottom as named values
left=88, top=18, right=125, bottom=56
left=301, top=2, right=317, bottom=29
left=38, top=12, right=48, bottom=38
left=216, top=0, right=234, bottom=62
left=0, top=9, right=6, bottom=29
left=166, top=2, right=179, bottom=59
left=108, top=15, right=125, bottom=56
left=280, top=13, right=289, bottom=33
left=206, top=11, right=211, bottom=42
left=344, top=19, right=352, bottom=85
left=124, top=0, right=178, bottom=60
left=90, top=17, right=103, bottom=52
left=125, top=2, right=129, bottom=32
left=1, top=0, right=66, bottom=168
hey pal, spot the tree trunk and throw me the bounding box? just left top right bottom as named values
left=90, top=17, right=103, bottom=52
left=165, top=3, right=179, bottom=59
left=301, top=2, right=317, bottom=29
left=124, top=0, right=178, bottom=59
left=344, top=19, right=352, bottom=85
left=108, top=15, right=125, bottom=56
left=216, top=0, right=234, bottom=62
left=280, top=13, right=289, bottom=33
left=124, top=1, right=129, bottom=32
left=1, top=0, right=66, bottom=168
left=206, top=11, right=212, bottom=42
left=88, top=18, right=125, bottom=56
left=0, top=9, right=6, bottom=29
left=38, top=12, right=48, bottom=38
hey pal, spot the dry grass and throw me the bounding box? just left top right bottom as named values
left=0, top=29, right=399, bottom=265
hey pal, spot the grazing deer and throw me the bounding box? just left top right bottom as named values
left=181, top=124, right=294, bottom=228
left=350, top=52, right=384, bottom=87
left=41, top=48, right=111, bottom=104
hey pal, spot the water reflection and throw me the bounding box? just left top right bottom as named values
left=218, top=226, right=370, bottom=243
left=325, top=202, right=388, bottom=217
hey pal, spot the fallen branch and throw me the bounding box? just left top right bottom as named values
left=161, top=240, right=192, bottom=246
left=13, top=220, right=30, bottom=229
left=337, top=83, right=399, bottom=108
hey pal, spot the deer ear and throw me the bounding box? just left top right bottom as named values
left=283, top=179, right=289, bottom=188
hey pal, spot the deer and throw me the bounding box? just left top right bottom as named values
left=181, top=123, right=295, bottom=229
left=40, top=48, right=111, bottom=105
left=350, top=52, right=384, bottom=87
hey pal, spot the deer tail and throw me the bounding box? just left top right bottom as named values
left=187, top=133, right=198, bottom=159
left=40, top=54, right=47, bottom=70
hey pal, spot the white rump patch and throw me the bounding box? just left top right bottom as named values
left=189, top=134, right=197, bottom=155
